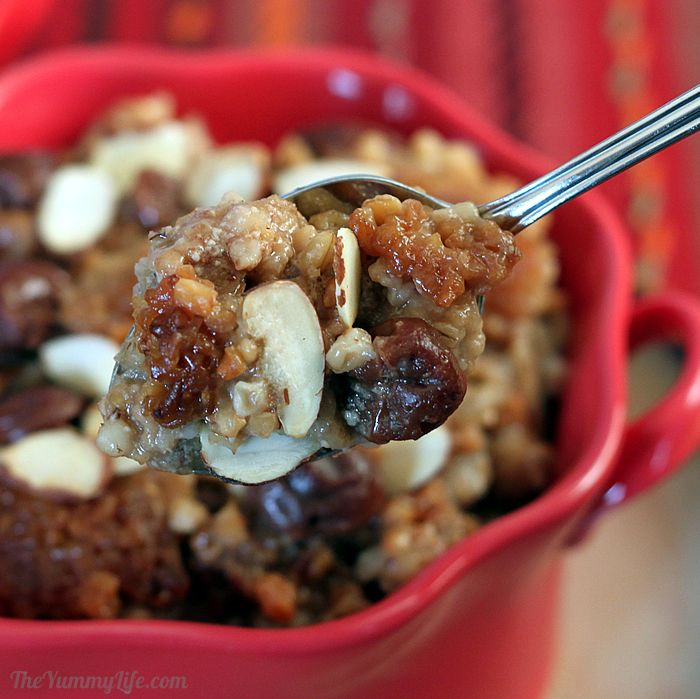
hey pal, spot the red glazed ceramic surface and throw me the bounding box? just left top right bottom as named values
left=0, top=48, right=699, bottom=699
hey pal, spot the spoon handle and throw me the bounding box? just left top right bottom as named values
left=479, top=84, right=700, bottom=232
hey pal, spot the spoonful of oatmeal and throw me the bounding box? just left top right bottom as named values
left=98, top=83, right=698, bottom=484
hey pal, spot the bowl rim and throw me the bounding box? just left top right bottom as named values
left=0, top=46, right=631, bottom=648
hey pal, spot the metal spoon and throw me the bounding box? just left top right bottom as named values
left=283, top=83, right=699, bottom=232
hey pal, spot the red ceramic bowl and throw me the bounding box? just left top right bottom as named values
left=0, top=48, right=699, bottom=699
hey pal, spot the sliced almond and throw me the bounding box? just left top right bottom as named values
left=184, top=145, right=269, bottom=208
left=0, top=427, right=111, bottom=500
left=37, top=165, right=116, bottom=254
left=242, top=281, right=324, bottom=438
left=40, top=333, right=120, bottom=399
left=372, top=425, right=452, bottom=495
left=90, top=121, right=206, bottom=194
left=334, top=227, right=361, bottom=327
left=200, top=427, right=319, bottom=484
left=272, top=158, right=389, bottom=195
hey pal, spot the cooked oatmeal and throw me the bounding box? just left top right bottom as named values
left=0, top=95, right=566, bottom=625
left=99, top=181, right=518, bottom=484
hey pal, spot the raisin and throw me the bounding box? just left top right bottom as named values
left=337, top=317, right=466, bottom=443
left=350, top=196, right=520, bottom=307
left=120, top=170, right=183, bottom=230
left=135, top=274, right=225, bottom=427
left=0, top=210, right=36, bottom=260
left=0, top=260, right=69, bottom=351
left=0, top=153, right=54, bottom=208
left=248, top=452, right=385, bottom=539
left=0, top=385, right=84, bottom=444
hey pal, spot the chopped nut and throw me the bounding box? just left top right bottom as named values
left=173, top=277, right=218, bottom=316
left=231, top=380, right=269, bottom=417
left=247, top=412, right=279, bottom=438
left=325, top=327, right=375, bottom=373
left=168, top=495, right=209, bottom=534
left=217, top=346, right=246, bottom=381
left=442, top=452, right=492, bottom=506
left=253, top=572, right=297, bottom=623
left=237, top=337, right=260, bottom=364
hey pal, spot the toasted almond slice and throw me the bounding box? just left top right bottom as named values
left=372, top=425, right=452, bottom=494
left=40, top=333, right=120, bottom=399
left=37, top=165, right=116, bottom=254
left=272, top=158, right=389, bottom=195
left=334, top=227, right=361, bottom=327
left=185, top=145, right=269, bottom=208
left=242, top=281, right=324, bottom=438
left=0, top=427, right=111, bottom=500
left=200, top=427, right=319, bottom=484
left=90, top=121, right=206, bottom=194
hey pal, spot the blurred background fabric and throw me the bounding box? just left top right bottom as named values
left=2, top=1, right=698, bottom=697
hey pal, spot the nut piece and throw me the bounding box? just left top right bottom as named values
left=200, top=427, right=319, bottom=484
left=39, top=333, right=120, bottom=399
left=90, top=121, right=206, bottom=194
left=0, top=427, right=110, bottom=500
left=81, top=402, right=143, bottom=475
left=325, top=327, right=375, bottom=374
left=185, top=145, right=269, bottom=208
left=242, top=281, right=324, bottom=438
left=371, top=424, right=452, bottom=495
left=272, top=159, right=388, bottom=195
left=37, top=165, right=117, bottom=254
left=168, top=496, right=208, bottom=534
left=334, top=227, right=361, bottom=327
